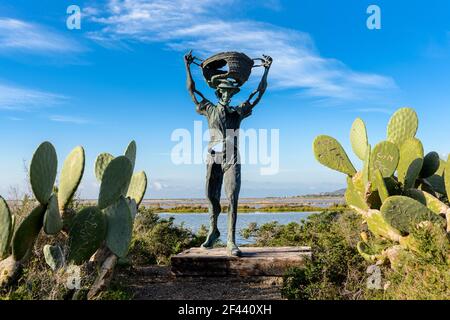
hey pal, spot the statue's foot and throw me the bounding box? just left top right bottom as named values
left=201, top=229, right=220, bottom=249
left=227, top=242, right=242, bottom=257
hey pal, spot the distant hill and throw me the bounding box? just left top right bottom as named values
left=298, top=188, right=346, bottom=197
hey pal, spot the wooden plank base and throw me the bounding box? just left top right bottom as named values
left=171, top=247, right=311, bottom=277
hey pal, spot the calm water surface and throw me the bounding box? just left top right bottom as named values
left=158, top=212, right=314, bottom=245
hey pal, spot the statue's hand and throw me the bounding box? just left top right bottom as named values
left=262, top=55, right=273, bottom=68
left=184, top=50, right=195, bottom=65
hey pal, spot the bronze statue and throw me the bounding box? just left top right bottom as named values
left=184, top=51, right=272, bottom=256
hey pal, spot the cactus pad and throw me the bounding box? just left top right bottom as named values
left=445, top=155, right=450, bottom=201
left=362, top=144, right=371, bottom=187
left=12, top=205, right=45, bottom=261
left=98, top=156, right=133, bottom=210
left=350, top=118, right=368, bottom=161
left=43, top=245, right=64, bottom=271
left=397, top=138, right=424, bottom=189
left=43, top=194, right=63, bottom=235
left=124, top=140, right=137, bottom=171
left=94, top=153, right=114, bottom=182
left=366, top=209, right=401, bottom=242
left=58, top=146, right=85, bottom=211
left=30, top=141, right=58, bottom=205
left=345, top=176, right=368, bottom=210
left=0, top=196, right=12, bottom=258
left=313, top=135, right=356, bottom=176
left=67, top=206, right=106, bottom=265
left=387, top=107, right=418, bottom=147
left=381, top=196, right=443, bottom=234
left=370, top=141, right=399, bottom=178
left=104, top=196, right=133, bottom=258
left=126, top=171, right=147, bottom=207
left=420, top=152, right=440, bottom=178
left=373, top=169, right=389, bottom=202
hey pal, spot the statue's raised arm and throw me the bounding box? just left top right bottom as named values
left=184, top=50, right=206, bottom=105
left=245, top=55, right=272, bottom=108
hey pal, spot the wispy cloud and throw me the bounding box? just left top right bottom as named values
left=0, top=83, right=66, bottom=111
left=85, top=0, right=396, bottom=101
left=49, top=115, right=91, bottom=124
left=0, top=18, right=84, bottom=54
left=352, top=108, right=393, bottom=114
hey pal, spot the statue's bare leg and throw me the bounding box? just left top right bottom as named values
left=201, top=155, right=223, bottom=249
left=224, top=163, right=242, bottom=257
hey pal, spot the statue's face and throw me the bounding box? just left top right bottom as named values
left=218, top=87, right=238, bottom=106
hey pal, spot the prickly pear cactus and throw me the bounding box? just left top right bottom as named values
left=314, top=107, right=450, bottom=268
left=381, top=196, right=442, bottom=234
left=387, top=107, right=418, bottom=147
left=0, top=196, right=12, bottom=259
left=95, top=153, right=114, bottom=182
left=313, top=135, right=356, bottom=176
left=98, top=156, right=133, bottom=210
left=350, top=118, right=368, bottom=161
left=126, top=171, right=148, bottom=207
left=104, top=196, right=133, bottom=258
left=30, top=142, right=58, bottom=205
left=397, top=138, right=424, bottom=189
left=43, top=245, right=64, bottom=271
left=67, top=206, right=107, bottom=265
left=12, top=205, right=46, bottom=261
left=58, top=146, right=85, bottom=212
left=43, top=194, right=63, bottom=235
left=124, top=140, right=137, bottom=172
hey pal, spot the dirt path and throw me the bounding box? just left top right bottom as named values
left=117, top=266, right=284, bottom=300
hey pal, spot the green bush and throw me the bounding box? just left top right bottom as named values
left=128, top=208, right=206, bottom=265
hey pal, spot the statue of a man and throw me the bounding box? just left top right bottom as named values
left=184, top=51, right=272, bottom=256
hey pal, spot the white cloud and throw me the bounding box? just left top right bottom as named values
left=0, top=18, right=84, bottom=54
left=86, top=0, right=396, bottom=100
left=49, top=115, right=90, bottom=124
left=0, top=83, right=66, bottom=111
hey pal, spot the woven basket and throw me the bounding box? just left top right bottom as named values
left=201, top=52, right=254, bottom=88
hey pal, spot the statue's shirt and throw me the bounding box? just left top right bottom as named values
left=196, top=99, right=252, bottom=157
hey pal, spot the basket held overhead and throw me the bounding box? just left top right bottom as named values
left=201, top=52, right=255, bottom=88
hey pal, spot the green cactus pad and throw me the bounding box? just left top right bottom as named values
left=124, top=140, right=137, bottom=172
left=426, top=175, right=446, bottom=195
left=104, top=197, right=133, bottom=258
left=404, top=189, right=448, bottom=216
left=43, top=194, right=63, bottom=235
left=126, top=171, right=147, bottom=207
left=43, top=245, right=64, bottom=271
left=387, top=107, right=419, bottom=147
left=345, top=177, right=368, bottom=210
left=362, top=144, right=371, bottom=187
left=397, top=138, right=424, bottom=189
left=98, top=156, right=133, bottom=210
left=30, top=141, right=58, bottom=205
left=366, top=209, right=402, bottom=242
left=436, top=159, right=446, bottom=176
left=445, top=155, right=450, bottom=201
left=381, top=196, right=443, bottom=234
left=67, top=206, right=106, bottom=265
left=0, top=196, right=12, bottom=258
left=357, top=241, right=380, bottom=263
left=94, top=152, right=114, bottom=182
left=313, top=135, right=356, bottom=176
left=126, top=198, right=138, bottom=220
left=58, top=146, right=85, bottom=211
left=12, top=205, right=46, bottom=261
left=419, top=152, right=440, bottom=178
left=374, top=169, right=389, bottom=202
left=370, top=141, right=399, bottom=178
left=350, top=118, right=368, bottom=161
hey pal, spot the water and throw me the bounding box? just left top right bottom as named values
left=158, top=212, right=314, bottom=245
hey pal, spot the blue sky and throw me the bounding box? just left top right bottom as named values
left=0, top=0, right=450, bottom=199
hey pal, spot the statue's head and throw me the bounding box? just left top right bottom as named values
left=215, top=80, right=240, bottom=106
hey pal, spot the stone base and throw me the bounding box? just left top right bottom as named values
left=171, top=247, right=311, bottom=277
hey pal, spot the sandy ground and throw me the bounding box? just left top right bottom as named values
left=117, top=266, right=284, bottom=300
